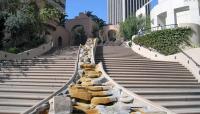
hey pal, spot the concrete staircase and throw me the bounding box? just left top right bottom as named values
left=0, top=47, right=78, bottom=114
left=95, top=46, right=200, bottom=114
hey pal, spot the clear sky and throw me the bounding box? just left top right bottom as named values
left=66, top=0, right=107, bottom=22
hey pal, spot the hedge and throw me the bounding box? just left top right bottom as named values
left=133, top=27, right=192, bottom=55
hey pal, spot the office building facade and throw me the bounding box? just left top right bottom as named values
left=107, top=0, right=150, bottom=25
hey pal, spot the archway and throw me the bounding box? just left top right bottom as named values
left=71, top=25, right=87, bottom=45
left=65, top=13, right=94, bottom=40
left=58, top=36, right=62, bottom=48
left=108, top=30, right=117, bottom=41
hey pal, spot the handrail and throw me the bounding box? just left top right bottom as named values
left=22, top=46, right=81, bottom=114
left=139, top=24, right=178, bottom=35
left=179, top=48, right=200, bottom=67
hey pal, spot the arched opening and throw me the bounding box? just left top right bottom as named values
left=108, top=30, right=117, bottom=41
left=58, top=36, right=62, bottom=48
left=71, top=25, right=87, bottom=46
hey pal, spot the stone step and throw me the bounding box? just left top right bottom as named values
left=0, top=76, right=71, bottom=80
left=1, top=66, right=74, bottom=68
left=1, top=68, right=75, bottom=71
left=0, top=70, right=74, bottom=75
left=144, top=95, right=200, bottom=101
left=104, top=66, right=187, bottom=70
left=171, top=107, right=200, bottom=114
left=157, top=101, right=200, bottom=108
left=0, top=98, right=40, bottom=107
left=1, top=63, right=75, bottom=66
left=96, top=58, right=179, bottom=64
left=122, top=84, right=200, bottom=88
left=0, top=85, right=60, bottom=91
left=112, top=77, right=198, bottom=82
left=1, top=61, right=76, bottom=64
left=109, top=75, right=194, bottom=79
left=96, top=55, right=137, bottom=58
left=0, top=82, right=64, bottom=87
left=0, top=106, right=29, bottom=114
left=106, top=69, right=191, bottom=73
left=114, top=81, right=199, bottom=85
left=132, top=89, right=200, bottom=95
left=99, top=62, right=183, bottom=66
left=0, top=88, right=55, bottom=93
left=101, top=64, right=185, bottom=68
left=0, top=92, right=49, bottom=100
left=0, top=79, right=67, bottom=83
left=0, top=73, right=72, bottom=76
left=108, top=71, right=192, bottom=76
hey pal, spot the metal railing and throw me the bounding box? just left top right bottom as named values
left=179, top=48, right=200, bottom=68
left=138, top=24, right=178, bottom=36
left=23, top=46, right=81, bottom=114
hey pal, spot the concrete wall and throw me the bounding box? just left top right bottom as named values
left=150, top=0, right=200, bottom=45
left=52, top=26, right=71, bottom=48
left=179, top=23, right=200, bottom=46
left=0, top=40, right=53, bottom=60
left=151, top=0, right=200, bottom=26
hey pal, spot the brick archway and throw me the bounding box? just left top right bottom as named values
left=65, top=13, right=94, bottom=39
left=103, top=25, right=119, bottom=41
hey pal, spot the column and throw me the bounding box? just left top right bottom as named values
left=122, top=0, right=126, bottom=21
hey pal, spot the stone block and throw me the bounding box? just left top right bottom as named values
left=48, top=96, right=72, bottom=114
left=89, top=91, right=113, bottom=97
left=119, top=96, right=134, bottom=103
left=87, top=86, right=111, bottom=91
left=84, top=71, right=102, bottom=78
left=69, top=85, right=92, bottom=101
left=91, top=96, right=117, bottom=105
left=92, top=76, right=107, bottom=84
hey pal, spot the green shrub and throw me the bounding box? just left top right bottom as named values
left=7, top=47, right=20, bottom=54
left=133, top=27, right=192, bottom=55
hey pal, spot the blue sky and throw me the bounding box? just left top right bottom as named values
left=66, top=0, right=107, bottom=22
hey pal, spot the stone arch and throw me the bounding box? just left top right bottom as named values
left=71, top=25, right=87, bottom=45
left=108, top=29, right=117, bottom=41
left=65, top=13, right=94, bottom=39
left=103, top=25, right=119, bottom=42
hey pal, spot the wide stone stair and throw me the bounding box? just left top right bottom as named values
left=0, top=47, right=78, bottom=114
left=95, top=46, right=200, bottom=114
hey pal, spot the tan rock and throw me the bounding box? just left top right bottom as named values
left=86, top=108, right=101, bottom=114
left=81, top=81, right=94, bottom=86
left=84, top=71, right=102, bottom=78
left=79, top=77, right=92, bottom=82
left=74, top=104, right=100, bottom=114
left=89, top=91, right=113, bottom=97
left=87, top=86, right=111, bottom=91
left=91, top=96, right=117, bottom=105
left=69, top=85, right=92, bottom=101
left=81, top=64, right=95, bottom=69
left=76, top=102, right=91, bottom=110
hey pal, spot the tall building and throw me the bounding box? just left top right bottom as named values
left=107, top=0, right=150, bottom=25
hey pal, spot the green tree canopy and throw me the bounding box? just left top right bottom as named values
left=119, top=16, right=150, bottom=40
